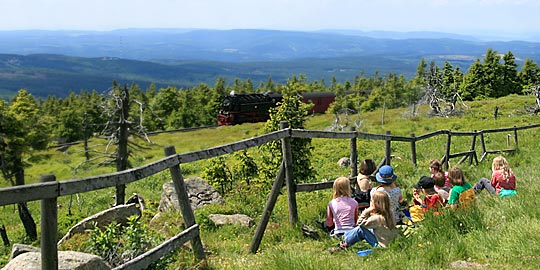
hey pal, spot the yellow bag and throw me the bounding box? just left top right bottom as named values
left=458, top=188, right=477, bottom=209
left=409, top=205, right=425, bottom=223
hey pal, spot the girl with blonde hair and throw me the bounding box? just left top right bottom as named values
left=329, top=191, right=397, bottom=253
left=473, top=156, right=516, bottom=197
left=326, top=177, right=358, bottom=236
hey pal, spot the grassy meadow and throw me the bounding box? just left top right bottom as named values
left=1, top=94, right=540, bottom=269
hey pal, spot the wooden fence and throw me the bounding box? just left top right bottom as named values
left=1, top=122, right=539, bottom=269
left=0, top=146, right=207, bottom=270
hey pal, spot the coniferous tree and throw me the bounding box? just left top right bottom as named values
left=259, top=83, right=315, bottom=188
left=0, top=89, right=50, bottom=240
left=482, top=48, right=503, bottom=97
left=518, top=59, right=540, bottom=109
left=244, top=78, right=254, bottom=93
left=97, top=83, right=153, bottom=204
left=460, top=59, right=485, bottom=100
left=501, top=51, right=521, bottom=95
left=214, top=77, right=228, bottom=97
left=151, top=86, right=179, bottom=130
left=441, top=61, right=456, bottom=100
left=263, top=77, right=276, bottom=92
left=519, top=59, right=540, bottom=89
left=412, top=58, right=428, bottom=88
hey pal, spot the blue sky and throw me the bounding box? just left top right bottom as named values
left=1, top=0, right=539, bottom=39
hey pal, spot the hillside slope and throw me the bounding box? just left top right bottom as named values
left=2, top=29, right=540, bottom=98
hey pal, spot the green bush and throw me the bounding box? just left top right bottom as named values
left=85, top=216, right=173, bottom=269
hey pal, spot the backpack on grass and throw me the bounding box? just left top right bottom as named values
left=458, top=188, right=476, bottom=208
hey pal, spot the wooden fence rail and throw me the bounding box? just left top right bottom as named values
left=1, top=122, right=540, bottom=268
left=112, top=224, right=201, bottom=270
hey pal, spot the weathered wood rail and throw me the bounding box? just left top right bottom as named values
left=1, top=122, right=539, bottom=269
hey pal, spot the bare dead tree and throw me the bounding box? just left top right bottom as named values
left=73, top=83, right=153, bottom=206
left=525, top=81, right=540, bottom=113
left=419, top=69, right=467, bottom=117
left=523, top=80, right=540, bottom=114
left=331, top=108, right=357, bottom=131
left=103, top=84, right=154, bottom=205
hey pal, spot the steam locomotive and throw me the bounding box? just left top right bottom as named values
left=217, top=91, right=339, bottom=126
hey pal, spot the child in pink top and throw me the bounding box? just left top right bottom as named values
left=326, top=177, right=359, bottom=236
left=473, top=156, right=516, bottom=196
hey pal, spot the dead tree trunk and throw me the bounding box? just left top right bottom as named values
left=115, top=86, right=130, bottom=205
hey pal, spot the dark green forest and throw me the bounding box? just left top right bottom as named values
left=1, top=48, right=539, bottom=146
left=0, top=53, right=424, bottom=100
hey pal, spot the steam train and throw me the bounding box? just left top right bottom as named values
left=217, top=91, right=339, bottom=126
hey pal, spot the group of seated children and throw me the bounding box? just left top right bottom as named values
left=326, top=155, right=517, bottom=253
left=327, top=175, right=397, bottom=254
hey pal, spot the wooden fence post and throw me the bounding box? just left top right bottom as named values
left=385, top=131, right=391, bottom=165
left=410, top=133, right=417, bottom=168
left=513, top=126, right=519, bottom=148
left=444, top=131, right=452, bottom=171
left=479, top=131, right=487, bottom=162
left=250, top=162, right=285, bottom=254
left=280, top=121, right=298, bottom=226
left=164, top=146, right=206, bottom=263
left=40, top=174, right=58, bottom=270
left=350, top=126, right=358, bottom=178
left=469, top=131, right=477, bottom=165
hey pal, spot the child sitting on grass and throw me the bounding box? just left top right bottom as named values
left=326, top=177, right=358, bottom=236
left=412, top=176, right=444, bottom=215
left=328, top=191, right=397, bottom=253
left=473, top=155, right=517, bottom=198
left=371, top=165, right=404, bottom=225
left=433, top=172, right=450, bottom=204
left=430, top=159, right=450, bottom=188
left=353, top=159, right=377, bottom=208
left=447, top=167, right=477, bottom=210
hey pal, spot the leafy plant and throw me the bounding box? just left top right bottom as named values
left=202, top=156, right=233, bottom=194
left=233, top=150, right=258, bottom=185
left=85, top=217, right=172, bottom=269
left=86, top=222, right=121, bottom=265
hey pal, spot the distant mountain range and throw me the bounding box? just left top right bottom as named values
left=1, top=29, right=540, bottom=99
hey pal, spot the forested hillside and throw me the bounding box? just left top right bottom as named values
left=1, top=47, right=539, bottom=147
left=2, top=29, right=540, bottom=98
left=0, top=53, right=419, bottom=99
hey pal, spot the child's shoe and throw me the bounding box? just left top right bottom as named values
left=327, top=242, right=347, bottom=254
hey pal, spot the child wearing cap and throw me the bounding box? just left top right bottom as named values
left=413, top=176, right=444, bottom=213
left=370, top=165, right=404, bottom=225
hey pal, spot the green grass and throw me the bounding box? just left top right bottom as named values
left=2, top=94, right=540, bottom=269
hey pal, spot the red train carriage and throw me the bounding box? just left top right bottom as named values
left=300, top=91, right=338, bottom=114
